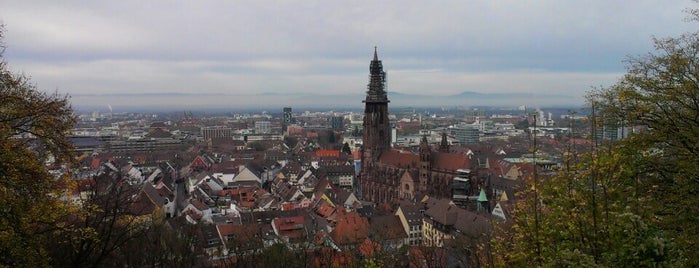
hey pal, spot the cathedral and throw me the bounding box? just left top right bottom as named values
left=359, top=48, right=479, bottom=205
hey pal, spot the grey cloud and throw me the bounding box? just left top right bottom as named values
left=0, top=0, right=694, bottom=107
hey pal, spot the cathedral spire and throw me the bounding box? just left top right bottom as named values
left=360, top=48, right=392, bottom=203
left=365, top=47, right=388, bottom=103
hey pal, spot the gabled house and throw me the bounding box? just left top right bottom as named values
left=278, top=161, right=303, bottom=184
left=183, top=199, right=213, bottom=224
left=396, top=201, right=424, bottom=246
left=232, top=164, right=264, bottom=187
left=314, top=165, right=355, bottom=190
left=129, top=182, right=175, bottom=219
left=199, top=224, right=224, bottom=259
left=121, top=164, right=143, bottom=183
left=330, top=190, right=360, bottom=211
left=369, top=214, right=409, bottom=251
left=188, top=172, right=210, bottom=193
left=190, top=173, right=225, bottom=200
left=223, top=186, right=268, bottom=211
left=216, top=223, right=264, bottom=257
left=272, top=215, right=308, bottom=245
left=190, top=155, right=215, bottom=171
left=422, top=198, right=491, bottom=248
left=272, top=179, right=305, bottom=203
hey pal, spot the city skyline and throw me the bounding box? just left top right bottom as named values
left=1, top=1, right=694, bottom=109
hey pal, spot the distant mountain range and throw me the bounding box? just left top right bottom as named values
left=71, top=91, right=583, bottom=112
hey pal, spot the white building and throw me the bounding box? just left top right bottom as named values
left=255, top=121, right=271, bottom=134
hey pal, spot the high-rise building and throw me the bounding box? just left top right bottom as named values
left=282, top=107, right=293, bottom=132
left=451, top=125, right=479, bottom=145
left=331, top=116, right=344, bottom=130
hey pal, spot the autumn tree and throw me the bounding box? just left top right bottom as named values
left=0, top=25, right=77, bottom=267
left=493, top=10, right=699, bottom=266
left=589, top=24, right=699, bottom=264
left=47, top=172, right=156, bottom=267
left=493, top=145, right=681, bottom=267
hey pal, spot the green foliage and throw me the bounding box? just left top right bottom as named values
left=590, top=27, right=699, bottom=265
left=256, top=243, right=308, bottom=268
left=495, top=145, right=683, bottom=267
left=341, top=142, right=352, bottom=155
left=0, top=25, right=77, bottom=267
left=284, top=135, right=298, bottom=148
left=495, top=14, right=699, bottom=266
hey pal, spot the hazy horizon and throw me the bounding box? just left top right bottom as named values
left=2, top=1, right=694, bottom=109
left=69, top=90, right=586, bottom=113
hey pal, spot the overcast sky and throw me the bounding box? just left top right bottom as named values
left=1, top=1, right=695, bottom=108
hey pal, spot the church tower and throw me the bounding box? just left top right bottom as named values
left=439, top=131, right=450, bottom=153
left=419, top=135, right=431, bottom=193
left=360, top=47, right=391, bottom=201
left=361, top=47, right=391, bottom=163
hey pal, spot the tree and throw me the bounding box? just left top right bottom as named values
left=284, top=135, right=298, bottom=148
left=589, top=26, right=699, bottom=264
left=493, top=144, right=681, bottom=267
left=0, top=26, right=72, bottom=264
left=341, top=142, right=352, bottom=155
left=0, top=25, right=77, bottom=266
left=47, top=172, right=161, bottom=267
left=493, top=13, right=699, bottom=265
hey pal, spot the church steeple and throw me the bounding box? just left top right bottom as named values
left=360, top=47, right=392, bottom=202
left=361, top=47, right=391, bottom=159
left=365, top=47, right=388, bottom=103
left=419, top=134, right=431, bottom=193
left=439, top=132, right=450, bottom=153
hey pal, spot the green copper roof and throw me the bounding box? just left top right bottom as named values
left=478, top=188, right=488, bottom=202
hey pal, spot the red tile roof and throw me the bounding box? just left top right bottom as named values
left=316, top=149, right=340, bottom=158
left=274, top=215, right=305, bottom=231
left=90, top=158, right=101, bottom=169
left=378, top=149, right=420, bottom=168
left=273, top=215, right=307, bottom=242
left=432, top=152, right=471, bottom=171
left=330, top=211, right=369, bottom=246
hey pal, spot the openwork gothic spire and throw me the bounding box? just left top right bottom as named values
left=365, top=47, right=388, bottom=103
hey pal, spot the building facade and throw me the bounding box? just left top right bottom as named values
left=201, top=126, right=232, bottom=140
left=254, top=121, right=271, bottom=134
